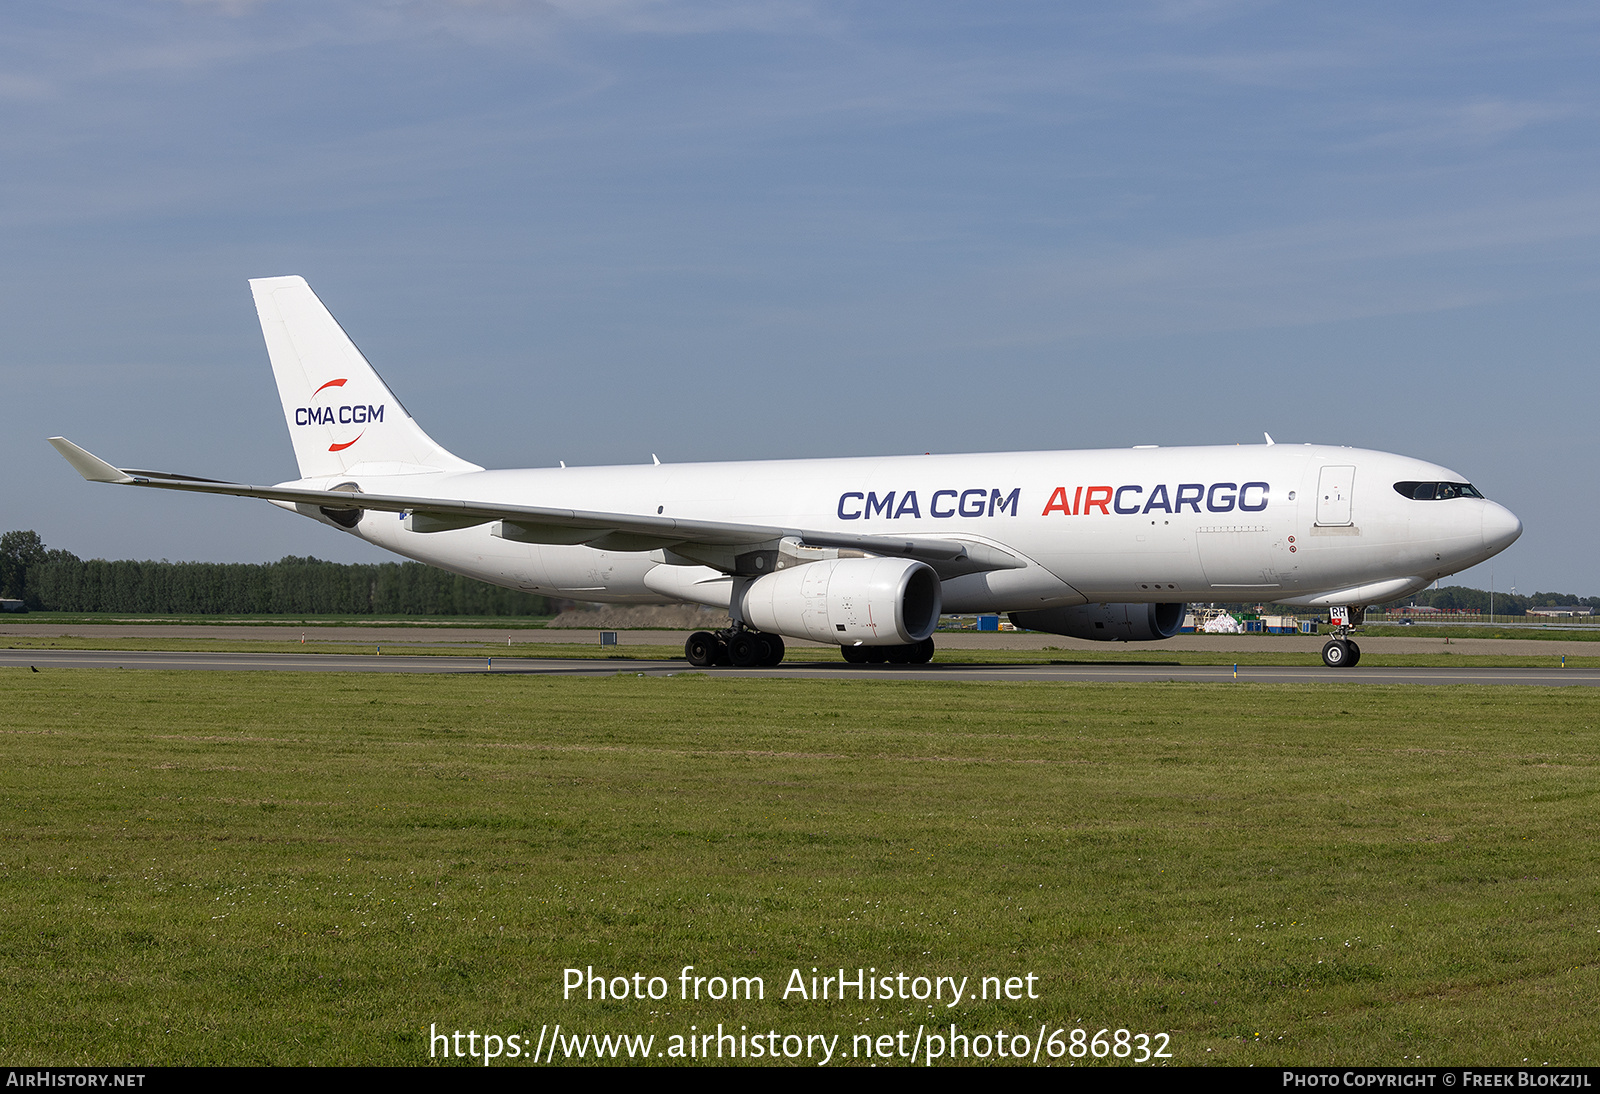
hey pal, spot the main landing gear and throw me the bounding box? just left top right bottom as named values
left=684, top=625, right=786, bottom=668
left=840, top=638, right=935, bottom=665
left=683, top=628, right=938, bottom=668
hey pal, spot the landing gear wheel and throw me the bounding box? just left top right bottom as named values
left=1346, top=640, right=1361, bottom=667
left=841, top=645, right=868, bottom=664
left=728, top=633, right=763, bottom=668
left=685, top=631, right=717, bottom=668
left=1321, top=639, right=1350, bottom=668
left=863, top=646, right=889, bottom=664
left=911, top=637, right=935, bottom=664
left=759, top=634, right=786, bottom=666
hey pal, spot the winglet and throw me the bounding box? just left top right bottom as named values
left=48, top=437, right=135, bottom=484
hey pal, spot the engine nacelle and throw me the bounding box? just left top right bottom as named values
left=1010, top=602, right=1186, bottom=642
left=735, top=557, right=942, bottom=646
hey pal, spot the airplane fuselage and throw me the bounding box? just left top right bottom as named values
left=298, top=442, right=1520, bottom=613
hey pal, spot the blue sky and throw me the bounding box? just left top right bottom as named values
left=4, top=1, right=1596, bottom=596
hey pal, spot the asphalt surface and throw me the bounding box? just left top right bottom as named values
left=4, top=647, right=1598, bottom=685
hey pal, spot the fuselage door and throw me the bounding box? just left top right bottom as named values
left=1316, top=465, right=1355, bottom=526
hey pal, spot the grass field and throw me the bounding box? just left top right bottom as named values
left=3, top=670, right=1599, bottom=1066
left=1360, top=624, right=1600, bottom=642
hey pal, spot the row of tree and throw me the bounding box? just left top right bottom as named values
left=1383, top=585, right=1600, bottom=616
left=0, top=531, right=551, bottom=616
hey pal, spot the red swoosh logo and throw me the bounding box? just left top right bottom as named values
left=328, top=432, right=363, bottom=452
left=313, top=378, right=348, bottom=397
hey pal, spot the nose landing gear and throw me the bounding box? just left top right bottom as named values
left=1321, top=637, right=1361, bottom=667
left=1321, top=606, right=1363, bottom=668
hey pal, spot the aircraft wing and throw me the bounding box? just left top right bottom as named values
left=49, top=437, right=1025, bottom=575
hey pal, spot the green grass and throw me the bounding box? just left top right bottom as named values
left=3, top=671, right=1599, bottom=1066
left=1359, top=624, right=1600, bottom=642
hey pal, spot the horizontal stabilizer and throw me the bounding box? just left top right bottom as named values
left=48, top=437, right=134, bottom=484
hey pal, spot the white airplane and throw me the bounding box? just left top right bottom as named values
left=51, top=276, right=1522, bottom=669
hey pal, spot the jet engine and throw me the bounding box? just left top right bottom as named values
left=734, top=556, right=942, bottom=646
left=1010, top=602, right=1186, bottom=642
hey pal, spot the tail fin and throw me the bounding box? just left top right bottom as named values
left=251, top=276, right=482, bottom=479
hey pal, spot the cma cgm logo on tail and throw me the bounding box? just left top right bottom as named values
left=1042, top=482, right=1269, bottom=516
left=294, top=378, right=384, bottom=453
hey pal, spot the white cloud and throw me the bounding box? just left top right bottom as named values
left=1353, top=97, right=1588, bottom=150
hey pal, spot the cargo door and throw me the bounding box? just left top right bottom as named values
left=1316, top=465, right=1355, bottom=526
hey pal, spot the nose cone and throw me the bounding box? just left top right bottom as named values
left=1482, top=501, right=1523, bottom=557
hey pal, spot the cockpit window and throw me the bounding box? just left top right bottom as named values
left=1393, top=481, right=1484, bottom=500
